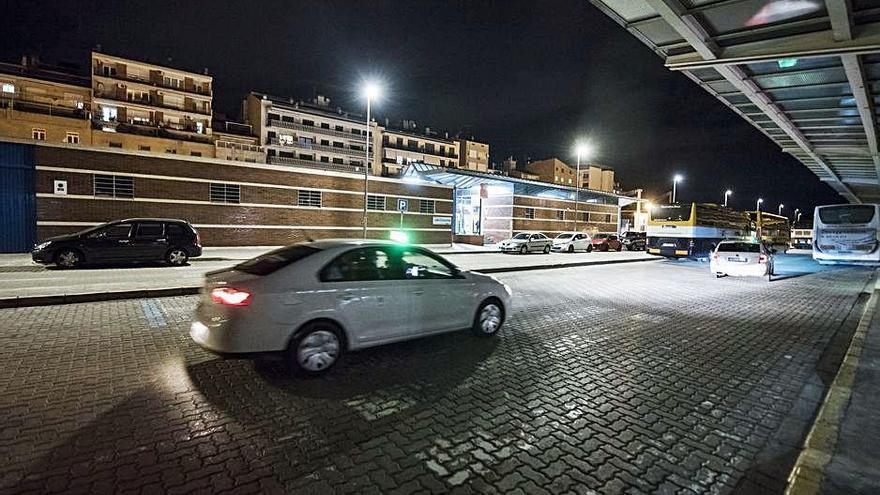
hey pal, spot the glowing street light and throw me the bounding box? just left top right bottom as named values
left=793, top=208, right=800, bottom=222
left=756, top=198, right=764, bottom=212
left=723, top=189, right=732, bottom=207
left=778, top=203, right=784, bottom=215
left=672, top=174, right=683, bottom=203
left=573, top=142, right=593, bottom=232
left=796, top=212, right=802, bottom=225
left=360, top=80, right=383, bottom=238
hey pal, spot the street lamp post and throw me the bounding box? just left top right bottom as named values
left=793, top=208, right=800, bottom=222
left=672, top=174, right=683, bottom=203
left=361, top=82, right=381, bottom=238
left=796, top=212, right=802, bottom=225
left=778, top=203, right=784, bottom=216
left=756, top=198, right=763, bottom=211
left=574, top=143, right=591, bottom=232
left=723, top=189, right=732, bottom=207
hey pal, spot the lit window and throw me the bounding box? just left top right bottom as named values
left=196, top=122, right=204, bottom=134
left=279, top=134, right=294, bottom=145
left=1, top=83, right=14, bottom=94
left=65, top=132, right=80, bottom=144
left=101, top=106, right=117, bottom=122
left=32, top=129, right=46, bottom=141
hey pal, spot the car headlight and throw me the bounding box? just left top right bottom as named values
left=34, top=241, right=52, bottom=250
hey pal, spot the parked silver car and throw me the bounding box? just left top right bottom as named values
left=498, top=232, right=553, bottom=254
left=191, top=240, right=512, bottom=374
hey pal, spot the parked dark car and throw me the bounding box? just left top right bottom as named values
left=621, top=231, right=647, bottom=251
left=31, top=218, right=202, bottom=269
left=591, top=233, right=622, bottom=252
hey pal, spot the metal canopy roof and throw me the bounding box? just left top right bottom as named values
left=589, top=0, right=880, bottom=204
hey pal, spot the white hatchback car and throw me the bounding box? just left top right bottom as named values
left=710, top=240, right=775, bottom=278
left=191, top=240, right=512, bottom=374
left=551, top=232, right=593, bottom=253
left=498, top=232, right=553, bottom=254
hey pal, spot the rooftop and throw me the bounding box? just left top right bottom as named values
left=0, top=56, right=89, bottom=88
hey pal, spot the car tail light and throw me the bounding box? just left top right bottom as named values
left=210, top=287, right=252, bottom=306
left=195, top=231, right=202, bottom=245
left=758, top=254, right=768, bottom=264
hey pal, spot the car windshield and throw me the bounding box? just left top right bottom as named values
left=594, top=234, right=609, bottom=239
left=651, top=205, right=692, bottom=222
left=235, top=245, right=321, bottom=275
left=73, top=223, right=111, bottom=236
left=512, top=233, right=530, bottom=240
left=717, top=242, right=760, bottom=253
left=556, top=233, right=573, bottom=239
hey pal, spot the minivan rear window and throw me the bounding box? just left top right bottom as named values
left=717, top=242, right=760, bottom=253
left=235, top=245, right=321, bottom=275
left=818, top=205, right=875, bottom=225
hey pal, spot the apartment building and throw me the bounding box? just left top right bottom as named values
left=382, top=125, right=460, bottom=176
left=523, top=157, right=576, bottom=186
left=245, top=92, right=380, bottom=174
left=0, top=56, right=92, bottom=146
left=91, top=51, right=214, bottom=156
left=458, top=138, right=489, bottom=172
left=212, top=118, right=264, bottom=163
left=579, top=164, right=616, bottom=192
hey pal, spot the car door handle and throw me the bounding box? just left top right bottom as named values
left=117, top=239, right=130, bottom=243
left=156, top=238, right=166, bottom=242
left=413, top=290, right=425, bottom=296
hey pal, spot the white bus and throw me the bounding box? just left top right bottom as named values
left=813, top=204, right=880, bottom=265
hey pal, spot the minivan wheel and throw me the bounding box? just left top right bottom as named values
left=55, top=249, right=82, bottom=269
left=288, top=322, right=344, bottom=375
left=472, top=299, right=504, bottom=337
left=165, top=248, right=189, bottom=266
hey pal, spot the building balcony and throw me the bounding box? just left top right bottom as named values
left=382, top=139, right=458, bottom=159
left=93, top=91, right=212, bottom=116
left=93, top=70, right=212, bottom=97
left=0, top=95, right=89, bottom=120
left=92, top=119, right=213, bottom=144
left=268, top=119, right=368, bottom=141
left=266, top=137, right=370, bottom=156
left=268, top=155, right=371, bottom=174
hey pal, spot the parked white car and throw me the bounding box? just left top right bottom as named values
left=190, top=240, right=512, bottom=374
left=498, top=232, right=553, bottom=254
left=551, top=232, right=593, bottom=253
left=710, top=240, right=775, bottom=278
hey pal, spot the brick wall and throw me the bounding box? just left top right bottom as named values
left=33, top=146, right=453, bottom=245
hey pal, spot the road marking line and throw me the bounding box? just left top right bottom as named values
left=784, top=272, right=878, bottom=495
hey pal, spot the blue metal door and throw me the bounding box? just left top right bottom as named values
left=0, top=142, right=36, bottom=252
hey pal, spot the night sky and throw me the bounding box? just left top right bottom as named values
left=2, top=0, right=841, bottom=220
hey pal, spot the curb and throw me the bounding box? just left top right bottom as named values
left=0, top=257, right=658, bottom=308
left=784, top=273, right=879, bottom=495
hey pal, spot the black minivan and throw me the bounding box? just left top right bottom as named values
left=32, top=218, right=202, bottom=268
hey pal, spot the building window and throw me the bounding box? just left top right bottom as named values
left=419, top=200, right=436, bottom=214
left=109, top=142, right=122, bottom=148
left=138, top=145, right=151, bottom=151
left=190, top=151, right=202, bottom=157
left=523, top=207, right=535, bottom=219
left=163, top=76, right=182, bottom=88
left=210, top=183, right=240, bottom=204
left=556, top=210, right=565, bottom=220
left=302, top=119, right=315, bottom=127
left=32, top=128, right=46, bottom=141
left=278, top=134, right=294, bottom=145
left=320, top=156, right=330, bottom=163
left=367, top=195, right=385, bottom=211
left=101, top=106, right=117, bottom=122
left=165, top=149, right=177, bottom=154
left=320, top=123, right=330, bottom=129
left=101, top=65, right=117, bottom=77
left=94, top=174, right=134, bottom=198
left=332, top=157, right=344, bottom=164
left=1, top=83, right=14, bottom=94
left=297, top=189, right=322, bottom=207
left=335, top=125, right=343, bottom=131
left=65, top=132, right=79, bottom=144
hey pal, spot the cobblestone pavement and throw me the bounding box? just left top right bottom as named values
left=0, top=258, right=872, bottom=494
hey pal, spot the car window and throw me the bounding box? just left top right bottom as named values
left=577, top=234, right=588, bottom=240
left=321, top=247, right=396, bottom=282
left=400, top=249, right=455, bottom=279
left=717, top=242, right=760, bottom=253
left=557, top=233, right=573, bottom=239
left=610, top=235, right=618, bottom=241
left=135, top=223, right=164, bottom=239
left=90, top=223, right=132, bottom=240
left=166, top=223, right=185, bottom=238
left=238, top=245, right=321, bottom=276
left=513, top=233, right=529, bottom=240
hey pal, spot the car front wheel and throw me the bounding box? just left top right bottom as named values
left=288, top=321, right=344, bottom=375
left=520, top=245, right=528, bottom=255
left=568, top=245, right=574, bottom=253
left=587, top=245, right=593, bottom=253
left=472, top=299, right=504, bottom=337
left=165, top=248, right=189, bottom=266
left=55, top=249, right=82, bottom=269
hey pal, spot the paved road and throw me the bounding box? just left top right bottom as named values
left=0, top=250, right=653, bottom=299
left=0, top=256, right=872, bottom=494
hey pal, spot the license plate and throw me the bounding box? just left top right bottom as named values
left=662, top=243, right=675, bottom=248
left=727, top=257, right=746, bottom=262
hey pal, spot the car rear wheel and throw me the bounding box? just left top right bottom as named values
left=472, top=299, right=504, bottom=337
left=519, top=245, right=528, bottom=255
left=543, top=245, right=550, bottom=254
left=288, top=321, right=344, bottom=375
left=55, top=249, right=82, bottom=269
left=587, top=245, right=593, bottom=253
left=165, top=248, right=189, bottom=266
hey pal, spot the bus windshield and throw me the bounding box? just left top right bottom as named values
left=818, top=205, right=876, bottom=225
left=651, top=205, right=691, bottom=222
